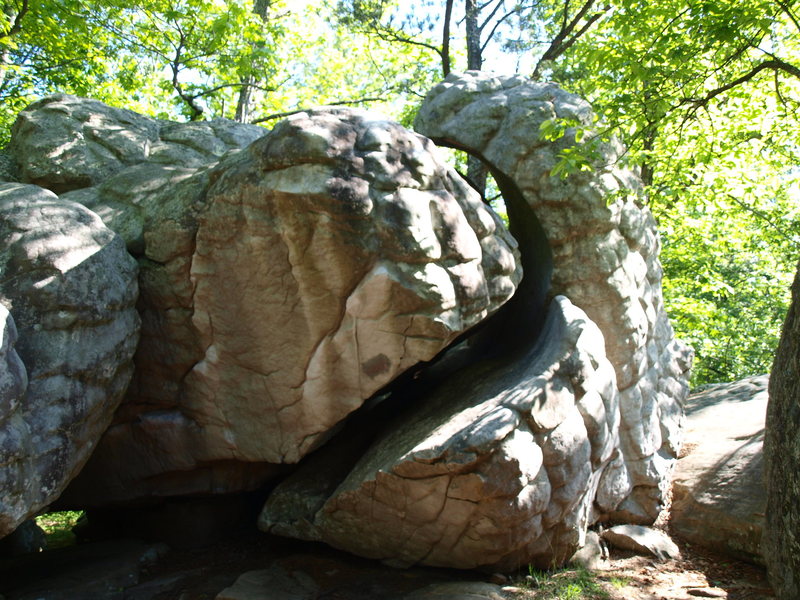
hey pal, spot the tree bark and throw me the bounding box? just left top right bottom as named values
left=464, top=0, right=481, bottom=70
left=764, top=259, right=800, bottom=599
left=464, top=0, right=487, bottom=196
left=441, top=0, right=454, bottom=77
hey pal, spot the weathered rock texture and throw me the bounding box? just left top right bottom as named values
left=671, top=376, right=767, bottom=565
left=0, top=183, right=139, bottom=536
left=260, top=296, right=627, bottom=570
left=764, top=261, right=800, bottom=599
left=6, top=99, right=521, bottom=504
left=9, top=94, right=266, bottom=194
left=415, top=71, right=692, bottom=521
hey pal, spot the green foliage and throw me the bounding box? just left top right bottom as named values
left=548, top=0, right=800, bottom=384
left=1, top=0, right=797, bottom=384
left=520, top=565, right=611, bottom=599
left=35, top=510, right=83, bottom=549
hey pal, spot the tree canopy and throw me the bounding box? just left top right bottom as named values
left=1, top=0, right=797, bottom=385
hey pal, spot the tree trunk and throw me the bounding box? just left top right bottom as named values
left=464, top=0, right=487, bottom=196
left=235, top=0, right=270, bottom=123
left=441, top=0, right=454, bottom=77
left=464, top=0, right=481, bottom=70
left=764, top=259, right=800, bottom=599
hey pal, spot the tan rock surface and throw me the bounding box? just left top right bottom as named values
left=56, top=107, right=521, bottom=503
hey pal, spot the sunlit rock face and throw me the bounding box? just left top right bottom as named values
left=8, top=94, right=265, bottom=194
left=415, top=71, right=692, bottom=522
left=0, top=183, right=139, bottom=536
left=260, top=296, right=625, bottom=570
left=14, top=103, right=521, bottom=504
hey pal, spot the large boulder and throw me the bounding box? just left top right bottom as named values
left=42, top=107, right=522, bottom=504
left=764, top=261, right=800, bottom=599
left=415, top=71, right=692, bottom=521
left=670, top=376, right=767, bottom=564
left=260, top=296, right=626, bottom=570
left=0, top=182, right=139, bottom=536
left=8, top=93, right=265, bottom=193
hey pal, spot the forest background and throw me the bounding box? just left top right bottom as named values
left=1, top=0, right=798, bottom=385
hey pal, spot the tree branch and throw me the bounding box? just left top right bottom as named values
left=532, top=0, right=606, bottom=79
left=777, top=0, right=800, bottom=33
left=251, top=96, right=385, bottom=124
left=478, top=0, right=505, bottom=33
left=685, top=58, right=800, bottom=110
left=1, top=0, right=29, bottom=38
left=480, top=3, right=536, bottom=53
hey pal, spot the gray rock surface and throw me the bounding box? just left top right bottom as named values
left=670, top=375, right=767, bottom=565
left=8, top=93, right=265, bottom=193
left=601, top=524, right=680, bottom=560
left=569, top=530, right=605, bottom=570
left=52, top=106, right=521, bottom=504
left=0, top=182, right=139, bottom=536
left=415, top=71, right=692, bottom=522
left=764, top=260, right=800, bottom=599
left=260, top=296, right=624, bottom=570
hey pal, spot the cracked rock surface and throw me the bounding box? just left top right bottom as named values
left=260, top=296, right=625, bottom=570
left=0, top=183, right=139, bottom=536
left=415, top=71, right=692, bottom=522
left=13, top=103, right=522, bottom=504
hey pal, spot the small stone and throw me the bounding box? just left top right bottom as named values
left=601, top=524, right=681, bottom=560
left=686, top=587, right=727, bottom=598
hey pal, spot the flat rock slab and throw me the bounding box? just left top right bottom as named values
left=670, top=375, right=768, bottom=564
left=601, top=524, right=680, bottom=560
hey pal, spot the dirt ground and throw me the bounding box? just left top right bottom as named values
left=131, top=525, right=775, bottom=600
left=589, top=537, right=775, bottom=600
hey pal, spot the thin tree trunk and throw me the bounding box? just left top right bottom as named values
left=465, top=0, right=481, bottom=70
left=464, top=0, right=487, bottom=196
left=441, top=0, right=454, bottom=77
left=235, top=0, right=270, bottom=123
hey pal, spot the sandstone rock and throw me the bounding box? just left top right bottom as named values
left=601, top=524, right=680, bottom=560
left=670, top=375, right=767, bottom=565
left=402, top=581, right=507, bottom=600
left=216, top=566, right=320, bottom=600
left=260, top=296, right=624, bottom=570
left=8, top=93, right=265, bottom=193
left=55, top=107, right=521, bottom=504
left=415, top=71, right=692, bottom=521
left=764, top=260, right=800, bottom=600
left=0, top=182, right=139, bottom=536
left=569, top=530, right=605, bottom=570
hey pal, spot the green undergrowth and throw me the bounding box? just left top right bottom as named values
left=35, top=510, right=83, bottom=549
left=514, top=565, right=622, bottom=599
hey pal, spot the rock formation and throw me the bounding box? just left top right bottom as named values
left=260, top=296, right=624, bottom=570
left=5, top=97, right=521, bottom=504
left=671, top=375, right=767, bottom=565
left=0, top=79, right=692, bottom=571
left=0, top=183, right=139, bottom=536
left=764, top=260, right=800, bottom=599
left=414, top=71, right=693, bottom=521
